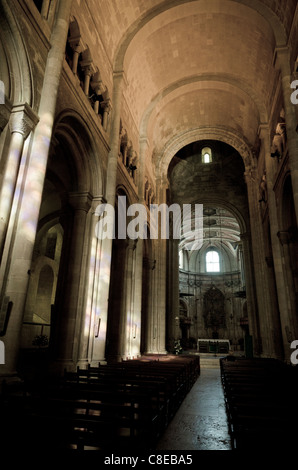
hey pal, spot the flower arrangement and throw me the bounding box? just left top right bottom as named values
left=174, top=339, right=183, bottom=355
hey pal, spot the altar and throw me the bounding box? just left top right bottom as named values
left=197, top=338, right=230, bottom=354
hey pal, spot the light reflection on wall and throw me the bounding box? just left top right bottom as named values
left=0, top=134, right=23, bottom=220
left=84, top=235, right=97, bottom=339
left=95, top=248, right=111, bottom=344
left=20, top=113, right=53, bottom=245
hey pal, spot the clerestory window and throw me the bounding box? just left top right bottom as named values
left=202, top=147, right=212, bottom=163
left=206, top=249, right=220, bottom=272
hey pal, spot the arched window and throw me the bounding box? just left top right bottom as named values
left=179, top=250, right=183, bottom=269
left=206, top=250, right=220, bottom=272
left=201, top=147, right=212, bottom=163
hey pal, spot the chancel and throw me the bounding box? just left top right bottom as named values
left=0, top=0, right=298, bottom=453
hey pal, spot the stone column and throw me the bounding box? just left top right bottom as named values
left=244, top=169, right=276, bottom=357
left=142, top=257, right=155, bottom=353
left=276, top=47, right=298, bottom=221
left=73, top=196, right=104, bottom=368
left=90, top=72, right=124, bottom=364
left=69, top=39, right=84, bottom=75
left=101, top=99, right=111, bottom=131
left=55, top=192, right=91, bottom=371
left=0, top=0, right=73, bottom=380
left=167, top=237, right=180, bottom=351
left=121, top=238, right=138, bottom=359
left=81, top=63, right=95, bottom=96
left=0, top=103, right=39, bottom=258
left=149, top=176, right=168, bottom=354
left=237, top=241, right=245, bottom=288
left=260, top=125, right=291, bottom=360
left=105, top=72, right=124, bottom=206
left=41, top=0, right=50, bottom=19
left=277, top=230, right=298, bottom=345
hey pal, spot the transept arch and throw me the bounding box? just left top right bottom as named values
left=0, top=0, right=33, bottom=106
left=52, top=110, right=104, bottom=196
left=157, top=127, right=256, bottom=180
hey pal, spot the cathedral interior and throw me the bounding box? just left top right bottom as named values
left=0, top=0, right=298, bottom=453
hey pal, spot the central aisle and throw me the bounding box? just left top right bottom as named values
left=156, top=367, right=232, bottom=450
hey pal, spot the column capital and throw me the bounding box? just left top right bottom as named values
left=9, top=103, right=39, bottom=138
left=274, top=46, right=292, bottom=76
left=68, top=191, right=93, bottom=212
left=100, top=99, right=112, bottom=112
left=81, top=62, right=96, bottom=77
left=91, top=195, right=107, bottom=212
left=69, top=36, right=85, bottom=54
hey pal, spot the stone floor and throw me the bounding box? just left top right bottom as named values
left=156, top=367, right=232, bottom=451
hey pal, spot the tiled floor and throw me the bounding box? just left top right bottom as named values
left=156, top=367, right=232, bottom=451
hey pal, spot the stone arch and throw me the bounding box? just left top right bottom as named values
left=22, top=221, right=63, bottom=347
left=179, top=298, right=188, bottom=317
left=0, top=1, right=33, bottom=106
left=157, top=127, right=256, bottom=180
left=53, top=110, right=104, bottom=196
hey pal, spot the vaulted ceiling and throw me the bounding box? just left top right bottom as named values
left=73, top=0, right=297, bottom=249
left=75, top=0, right=297, bottom=171
left=105, top=0, right=295, bottom=164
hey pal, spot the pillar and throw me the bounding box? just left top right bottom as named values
left=0, top=0, right=73, bottom=380
left=275, top=47, right=298, bottom=221
left=260, top=124, right=291, bottom=360
left=91, top=72, right=125, bottom=363
left=101, top=99, right=111, bottom=131
left=149, top=176, right=168, bottom=354
left=77, top=196, right=106, bottom=367
left=81, top=63, right=95, bottom=96
left=167, top=237, right=180, bottom=351
left=55, top=192, right=91, bottom=371
left=41, top=0, right=50, bottom=19
left=240, top=232, right=260, bottom=352
left=121, top=238, right=138, bottom=359
left=142, top=256, right=155, bottom=354
left=69, top=40, right=84, bottom=75
left=277, top=230, right=298, bottom=346
left=244, top=169, right=276, bottom=357
left=0, top=103, right=39, bottom=258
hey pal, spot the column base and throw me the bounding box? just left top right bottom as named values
left=143, top=350, right=168, bottom=356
